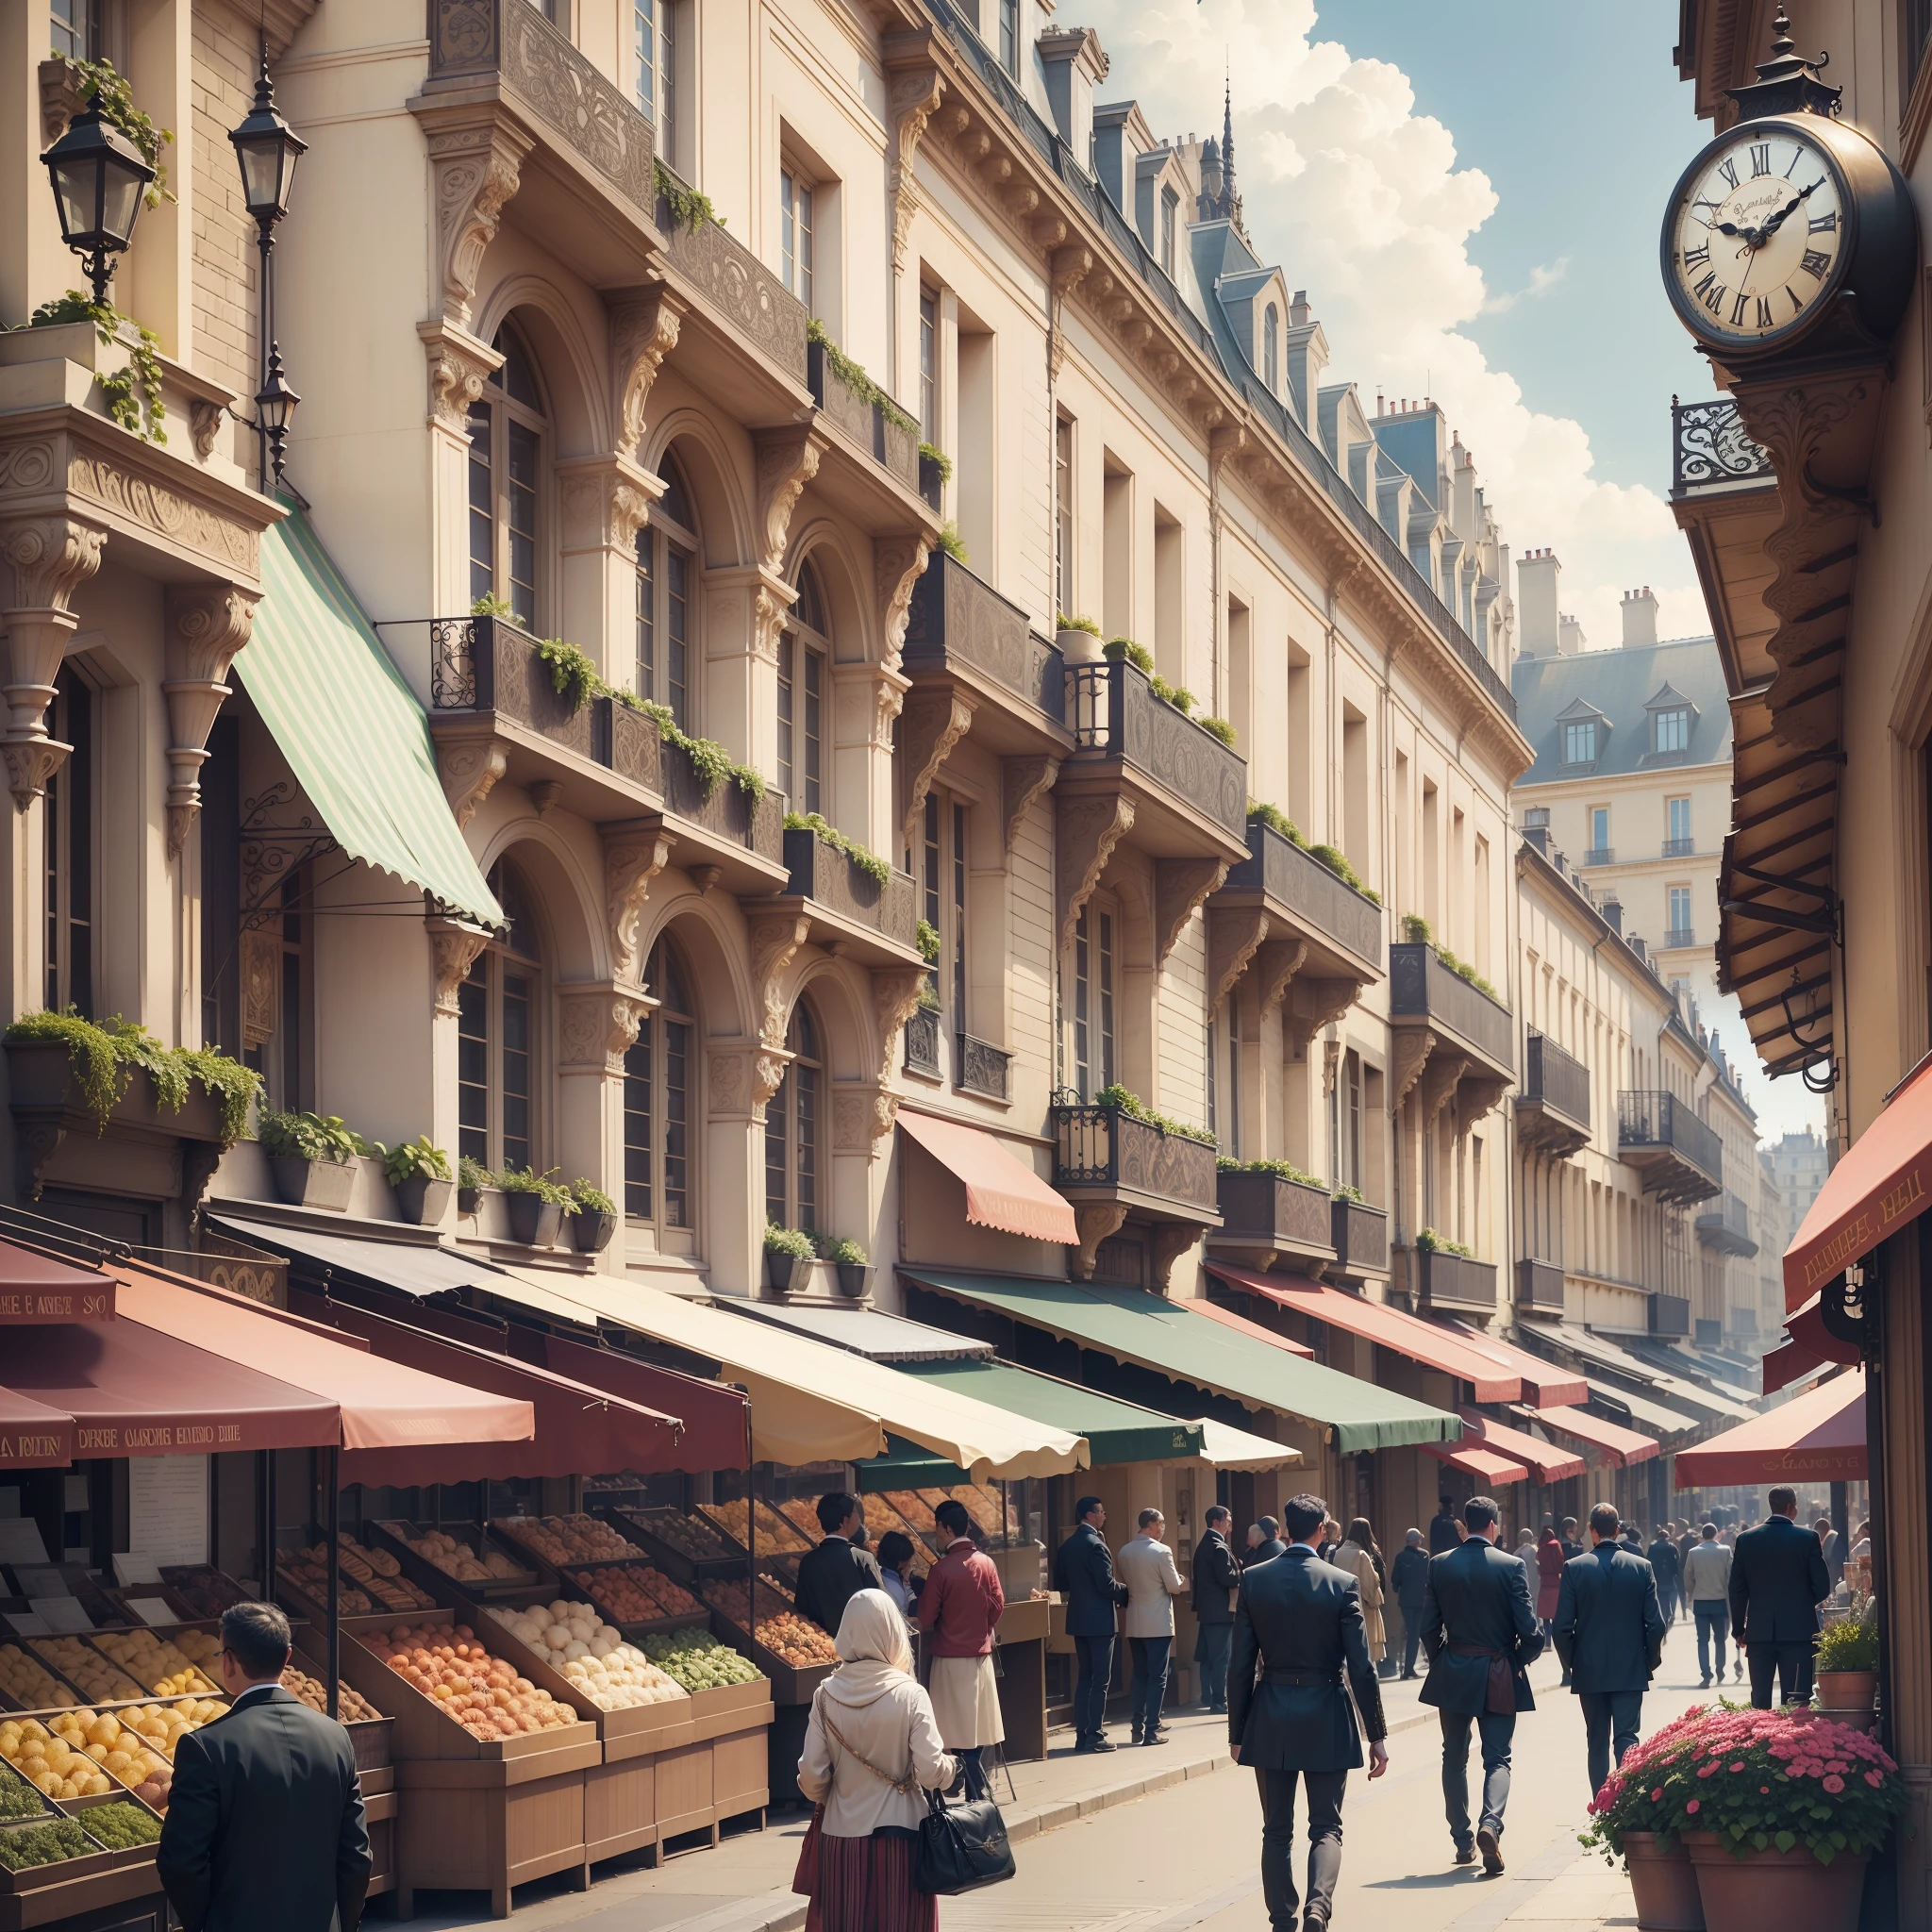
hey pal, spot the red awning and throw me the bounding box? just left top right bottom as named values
left=1784, top=1058, right=1932, bottom=1308
left=0, top=1241, right=114, bottom=1322
left=1206, top=1263, right=1522, bottom=1398
left=541, top=1334, right=749, bottom=1473
left=1673, top=1371, right=1865, bottom=1487
left=1423, top=1441, right=1525, bottom=1485
left=1431, top=1317, right=1589, bottom=1408
left=1456, top=1408, right=1586, bottom=1482
left=1760, top=1341, right=1826, bottom=1397
left=1525, top=1405, right=1659, bottom=1469
left=0, top=1386, right=77, bottom=1466
left=896, top=1110, right=1078, bottom=1245
left=1183, top=1293, right=1316, bottom=1358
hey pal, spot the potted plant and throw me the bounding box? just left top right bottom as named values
left=819, top=1236, right=871, bottom=1298
left=384, top=1136, right=453, bottom=1226
left=498, top=1166, right=571, bottom=1246
left=1056, top=612, right=1104, bottom=664
left=1813, top=1612, right=1879, bottom=1714
left=457, top=1154, right=487, bottom=1216
left=764, top=1223, right=814, bottom=1292
left=258, top=1109, right=360, bottom=1211
left=1581, top=1705, right=1710, bottom=1930
left=566, top=1179, right=618, bottom=1255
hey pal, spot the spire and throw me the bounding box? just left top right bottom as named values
left=1222, top=68, right=1236, bottom=196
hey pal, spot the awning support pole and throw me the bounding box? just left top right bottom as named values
left=264, top=1449, right=277, bottom=1606
left=326, top=1444, right=340, bottom=1721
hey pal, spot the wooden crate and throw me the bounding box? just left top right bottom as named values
left=602, top=1508, right=742, bottom=1585
left=0, top=1861, right=168, bottom=1932
left=288, top=1630, right=394, bottom=1773
left=364, top=1785, right=397, bottom=1898
left=365, top=1521, right=540, bottom=1606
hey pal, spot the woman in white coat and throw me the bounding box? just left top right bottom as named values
left=1332, top=1516, right=1387, bottom=1665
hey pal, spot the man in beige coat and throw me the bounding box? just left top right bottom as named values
left=1117, top=1507, right=1189, bottom=1745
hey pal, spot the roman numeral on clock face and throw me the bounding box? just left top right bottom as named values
left=1693, top=271, right=1726, bottom=316
left=1801, top=249, right=1830, bottom=278
left=1809, top=208, right=1838, bottom=232
left=1717, top=157, right=1740, bottom=190
left=1683, top=243, right=1710, bottom=271
left=1755, top=296, right=1775, bottom=328
left=1750, top=143, right=1772, bottom=177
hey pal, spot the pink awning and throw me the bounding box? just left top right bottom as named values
left=1183, top=1294, right=1316, bottom=1357
left=0, top=1241, right=114, bottom=1322
left=897, top=1109, right=1077, bottom=1245
left=1674, top=1370, right=1865, bottom=1488
left=1455, top=1408, right=1586, bottom=1483
left=1423, top=1441, right=1525, bottom=1485
left=0, top=1386, right=77, bottom=1466
left=1430, top=1317, right=1589, bottom=1408
left=1526, top=1405, right=1659, bottom=1469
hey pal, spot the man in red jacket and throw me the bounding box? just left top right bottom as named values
left=917, top=1498, right=1007, bottom=1798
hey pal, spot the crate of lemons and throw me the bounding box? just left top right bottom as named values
left=0, top=1697, right=225, bottom=1810
left=92, top=1626, right=223, bottom=1697
left=0, top=1756, right=163, bottom=1882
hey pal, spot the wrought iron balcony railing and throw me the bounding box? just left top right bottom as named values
left=1523, top=1032, right=1591, bottom=1137
left=1662, top=926, right=1695, bottom=949
left=1695, top=1189, right=1757, bottom=1257
left=902, top=550, right=1065, bottom=726
left=1583, top=847, right=1614, bottom=867
left=1617, top=1090, right=1724, bottom=1202
left=957, top=1033, right=1012, bottom=1102
left=1671, top=396, right=1774, bottom=496
left=1515, top=1257, right=1566, bottom=1314
left=1388, top=942, right=1513, bottom=1075
left=904, top=1007, right=941, bottom=1077
left=1050, top=1101, right=1219, bottom=1217
left=1064, top=660, right=1248, bottom=841
left=1662, top=837, right=1696, bottom=858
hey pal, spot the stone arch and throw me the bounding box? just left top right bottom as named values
left=784, top=518, right=879, bottom=665
left=640, top=409, right=754, bottom=569
left=471, top=275, right=608, bottom=457
left=633, top=885, right=755, bottom=1041
left=475, top=818, right=603, bottom=984
left=785, top=955, right=874, bottom=1084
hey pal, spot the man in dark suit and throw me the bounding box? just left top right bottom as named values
left=1647, top=1527, right=1681, bottom=1626
left=158, top=1601, right=369, bottom=1932
left=1553, top=1505, right=1669, bottom=1799
left=794, top=1491, right=885, bottom=1638
left=1729, top=1484, right=1833, bottom=1707
left=1390, top=1528, right=1431, bottom=1680
left=1229, top=1491, right=1390, bottom=1931
left=1427, top=1494, right=1462, bottom=1555
left=1191, top=1504, right=1243, bottom=1712
left=1559, top=1516, right=1584, bottom=1559
left=1419, top=1494, right=1542, bottom=1874
left=1246, top=1516, right=1288, bottom=1565
left=1054, top=1494, right=1130, bottom=1752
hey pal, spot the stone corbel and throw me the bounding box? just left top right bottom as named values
left=1150, top=1223, right=1201, bottom=1293
left=1056, top=793, right=1134, bottom=954
left=755, top=428, right=826, bottom=576
left=1419, top=1050, right=1471, bottom=1124
left=610, top=287, right=686, bottom=453
left=1256, top=939, right=1308, bottom=1019
left=874, top=664, right=912, bottom=741
left=604, top=827, right=676, bottom=988
left=558, top=453, right=661, bottom=555
left=1049, top=245, right=1094, bottom=383
left=750, top=911, right=813, bottom=1074
left=162, top=581, right=258, bottom=857
left=875, top=533, right=934, bottom=674
left=1323, top=1037, right=1342, bottom=1100
left=1457, top=1070, right=1510, bottom=1126
left=871, top=966, right=929, bottom=1112
left=705, top=1042, right=768, bottom=1122
left=426, top=118, right=531, bottom=329
left=558, top=984, right=653, bottom=1074
left=1294, top=977, right=1360, bottom=1039
left=0, top=512, right=106, bottom=808
left=427, top=916, right=491, bottom=1018
left=883, top=42, right=945, bottom=270
left=1154, top=857, right=1230, bottom=968
left=436, top=727, right=508, bottom=830
left=1208, top=908, right=1269, bottom=1009
left=417, top=318, right=504, bottom=435
left=898, top=688, right=975, bottom=853
left=1001, top=754, right=1061, bottom=854
left=1070, top=1204, right=1128, bottom=1282
left=1391, top=1028, right=1435, bottom=1109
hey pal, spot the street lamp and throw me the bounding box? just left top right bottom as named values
left=42, top=105, right=155, bottom=305
left=227, top=42, right=307, bottom=492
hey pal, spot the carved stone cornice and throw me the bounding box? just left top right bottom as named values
left=604, top=827, right=675, bottom=988
left=610, top=287, right=686, bottom=453
left=558, top=985, right=653, bottom=1074
left=875, top=532, right=933, bottom=672
left=899, top=687, right=975, bottom=853
left=162, top=581, right=258, bottom=856
left=1391, top=1027, right=1435, bottom=1109
left=1055, top=792, right=1134, bottom=955
left=422, top=113, right=532, bottom=329
left=1256, top=938, right=1308, bottom=1020
left=1154, top=857, right=1230, bottom=968
left=1207, top=908, right=1270, bottom=1009
left=749, top=911, right=812, bottom=1057
left=436, top=728, right=508, bottom=830
left=417, top=318, right=504, bottom=434
left=1001, top=753, right=1060, bottom=854
left=755, top=428, right=826, bottom=576
left=557, top=452, right=661, bottom=551
left=1071, top=1203, right=1127, bottom=1281
left=427, top=917, right=491, bottom=1018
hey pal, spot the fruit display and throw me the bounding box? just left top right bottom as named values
left=565, top=1566, right=702, bottom=1624
left=701, top=1577, right=795, bottom=1629
left=29, top=1640, right=139, bottom=1707
left=0, top=1764, right=46, bottom=1821
left=171, top=1630, right=221, bottom=1669
left=281, top=1548, right=372, bottom=1617
left=279, top=1669, right=376, bottom=1722
left=859, top=1494, right=920, bottom=1548
left=0, top=1703, right=214, bottom=1810
left=79, top=1800, right=162, bottom=1850
left=753, top=1613, right=839, bottom=1668
left=91, top=1630, right=220, bottom=1697
left=0, top=1817, right=92, bottom=1873
left=0, top=1720, right=113, bottom=1802
left=557, top=1643, right=687, bottom=1710
left=336, top=1535, right=436, bottom=1612
left=491, top=1513, right=635, bottom=1567
left=774, top=1497, right=824, bottom=1544
left=623, top=1509, right=737, bottom=1565
left=387, top=1526, right=529, bottom=1587
left=639, top=1628, right=764, bottom=1692
left=483, top=1599, right=622, bottom=1663
left=937, top=1486, right=1005, bottom=1540
left=884, top=1490, right=941, bottom=1537
left=159, top=1567, right=248, bottom=1620
left=702, top=1498, right=812, bottom=1556
left=0, top=1645, right=75, bottom=1713
left=361, top=1622, right=580, bottom=1742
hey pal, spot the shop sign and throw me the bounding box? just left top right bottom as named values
left=0, top=1279, right=114, bottom=1322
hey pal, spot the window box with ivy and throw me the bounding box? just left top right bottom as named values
left=1209, top=1159, right=1336, bottom=1270
left=1387, top=936, right=1513, bottom=1081
left=780, top=815, right=921, bottom=962
left=806, top=323, right=921, bottom=492
left=1050, top=1087, right=1221, bottom=1223
left=1214, top=804, right=1384, bottom=986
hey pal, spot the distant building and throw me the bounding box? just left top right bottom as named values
left=1771, top=1130, right=1828, bottom=1257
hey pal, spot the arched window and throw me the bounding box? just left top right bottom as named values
left=636, top=451, right=696, bottom=728
left=1262, top=305, right=1279, bottom=394
left=764, top=1002, right=821, bottom=1232
left=623, top=936, right=696, bottom=1248
left=778, top=559, right=828, bottom=815
left=467, top=323, right=547, bottom=630
left=458, top=859, right=541, bottom=1174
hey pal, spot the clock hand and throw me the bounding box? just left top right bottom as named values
left=1757, top=179, right=1819, bottom=240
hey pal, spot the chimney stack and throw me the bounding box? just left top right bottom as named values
left=1039, top=30, right=1110, bottom=163
left=1516, top=547, right=1561, bottom=658
left=1621, top=585, right=1659, bottom=649
left=1558, top=612, right=1587, bottom=657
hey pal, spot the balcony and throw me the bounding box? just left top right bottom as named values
left=1515, top=1257, right=1566, bottom=1317
left=1696, top=1189, right=1758, bottom=1257
left=803, top=338, right=927, bottom=525
left=904, top=1006, right=941, bottom=1078
left=1617, top=1091, right=1723, bottom=1206
left=774, top=827, right=922, bottom=968
left=1212, top=815, right=1383, bottom=988
left=1208, top=1171, right=1336, bottom=1274
left=1058, top=660, right=1249, bottom=862
left=420, top=616, right=787, bottom=892
left=1329, top=1198, right=1389, bottom=1282
left=1582, top=847, right=1614, bottom=867
left=1407, top=1246, right=1499, bottom=1316
left=1387, top=942, right=1514, bottom=1086
left=1661, top=926, right=1696, bottom=950
left=900, top=551, right=1071, bottom=754
left=1517, top=1032, right=1591, bottom=1159
left=1662, top=838, right=1696, bottom=858
left=1650, top=1293, right=1692, bottom=1338
left=1052, top=1102, right=1221, bottom=1284
left=957, top=1034, right=1012, bottom=1103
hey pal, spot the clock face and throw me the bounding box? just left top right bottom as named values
left=1665, top=125, right=1847, bottom=348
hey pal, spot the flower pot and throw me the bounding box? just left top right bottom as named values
left=1685, top=1835, right=1867, bottom=1932
left=505, top=1192, right=563, bottom=1246
left=569, top=1208, right=617, bottom=1254
left=457, top=1185, right=481, bottom=1216
left=1815, top=1670, right=1877, bottom=1710
left=1813, top=1705, right=1880, bottom=1735
left=1624, top=1835, right=1704, bottom=1932
left=1057, top=625, right=1104, bottom=664
left=766, top=1251, right=800, bottom=1292
left=836, top=1262, right=871, bottom=1299
left=269, top=1154, right=355, bottom=1211
left=393, top=1174, right=454, bottom=1226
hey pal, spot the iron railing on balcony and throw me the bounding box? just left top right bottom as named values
left=783, top=828, right=918, bottom=948
left=957, top=1033, right=1012, bottom=1101
left=807, top=338, right=920, bottom=492
left=1388, top=942, right=1513, bottom=1074
left=1649, top=1292, right=1692, bottom=1338
left=1515, top=1257, right=1566, bottom=1314
left=1663, top=926, right=1695, bottom=949
left=903, top=550, right=1064, bottom=723
left=904, top=1007, right=941, bottom=1077
left=1064, top=660, right=1247, bottom=839
left=1050, top=1100, right=1219, bottom=1214
left=1524, top=1032, right=1591, bottom=1134
left=1582, top=847, right=1614, bottom=866
left=1213, top=1170, right=1335, bottom=1256
left=1695, top=1189, right=1757, bottom=1255
left=1661, top=837, right=1696, bottom=858
left=1330, top=1197, right=1389, bottom=1275
left=1219, top=815, right=1383, bottom=974
left=1671, top=395, right=1774, bottom=496
left=1618, top=1091, right=1724, bottom=1185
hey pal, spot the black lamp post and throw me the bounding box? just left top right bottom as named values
left=42, top=105, right=155, bottom=305
left=228, top=42, right=307, bottom=492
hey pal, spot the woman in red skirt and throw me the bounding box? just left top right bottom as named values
left=797, top=1589, right=957, bottom=1931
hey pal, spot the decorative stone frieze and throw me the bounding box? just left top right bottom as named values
left=162, top=581, right=258, bottom=855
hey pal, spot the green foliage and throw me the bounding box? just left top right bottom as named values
left=937, top=520, right=968, bottom=561
left=807, top=318, right=918, bottom=436
left=915, top=919, right=941, bottom=964
left=1402, top=913, right=1433, bottom=943
left=496, top=1164, right=573, bottom=1208
left=25, top=291, right=166, bottom=443
left=1217, top=1156, right=1324, bottom=1189
left=917, top=981, right=942, bottom=1012
left=1308, top=843, right=1374, bottom=897
left=457, top=1154, right=489, bottom=1193
left=383, top=1135, right=451, bottom=1186
left=1105, top=638, right=1155, bottom=673
left=1248, top=801, right=1305, bottom=846
left=633, top=697, right=765, bottom=805
left=919, top=442, right=954, bottom=484
left=786, top=810, right=890, bottom=887
left=1816, top=1613, right=1879, bottom=1673
left=1415, top=1226, right=1474, bottom=1258
left=813, top=1233, right=868, bottom=1265
left=471, top=592, right=515, bottom=619
left=655, top=160, right=719, bottom=233
left=1091, top=1082, right=1216, bottom=1146
left=61, top=57, right=174, bottom=206
left=567, top=1178, right=616, bottom=1216
left=1199, top=715, right=1237, bottom=747
left=1149, top=675, right=1194, bottom=714
left=764, top=1223, right=817, bottom=1259
left=535, top=636, right=600, bottom=711
left=1332, top=1182, right=1364, bottom=1204
left=0, top=1817, right=92, bottom=1872
left=1056, top=613, right=1101, bottom=636
left=258, top=1108, right=358, bottom=1165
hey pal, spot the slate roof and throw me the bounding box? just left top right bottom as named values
left=1512, top=637, right=1733, bottom=786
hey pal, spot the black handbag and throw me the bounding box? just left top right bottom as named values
left=913, top=1784, right=1015, bottom=1895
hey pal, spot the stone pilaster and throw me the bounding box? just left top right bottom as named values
left=0, top=512, right=106, bottom=808
left=162, top=582, right=258, bottom=856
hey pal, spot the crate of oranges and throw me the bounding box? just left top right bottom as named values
left=90, top=1628, right=222, bottom=1697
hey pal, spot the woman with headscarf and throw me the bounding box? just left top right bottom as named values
left=1331, top=1517, right=1386, bottom=1664
left=796, top=1590, right=957, bottom=1931
left=1537, top=1522, right=1567, bottom=1637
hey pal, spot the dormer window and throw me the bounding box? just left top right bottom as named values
left=1564, top=720, right=1597, bottom=765
left=1654, top=708, right=1690, bottom=754
left=1642, top=681, right=1700, bottom=764
left=1556, top=696, right=1607, bottom=773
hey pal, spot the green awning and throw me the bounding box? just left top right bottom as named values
left=900, top=1270, right=1461, bottom=1456
left=240, top=508, right=500, bottom=927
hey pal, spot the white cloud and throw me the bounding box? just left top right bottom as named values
left=1482, top=257, right=1570, bottom=315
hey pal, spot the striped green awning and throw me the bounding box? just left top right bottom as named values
left=239, top=509, right=500, bottom=927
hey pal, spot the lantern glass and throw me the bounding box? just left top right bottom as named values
left=256, top=361, right=299, bottom=435
left=227, top=57, right=307, bottom=229
left=42, top=107, right=152, bottom=258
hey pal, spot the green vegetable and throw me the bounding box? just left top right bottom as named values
left=0, top=1818, right=93, bottom=1871
left=81, top=1803, right=162, bottom=1850
left=639, top=1628, right=763, bottom=1690
left=0, top=1766, right=46, bottom=1821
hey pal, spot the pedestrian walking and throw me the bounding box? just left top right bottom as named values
left=1053, top=1494, right=1129, bottom=1753
left=1536, top=1524, right=1565, bottom=1631
left=875, top=1530, right=918, bottom=1620
left=1228, top=1492, right=1390, bottom=1932
left=1559, top=1516, right=1584, bottom=1559
left=1390, top=1528, right=1430, bottom=1680
left=916, top=1498, right=1005, bottom=1798
left=1646, top=1526, right=1681, bottom=1626
left=1117, top=1507, right=1189, bottom=1745
left=1729, top=1484, right=1832, bottom=1707
left=1428, top=1494, right=1462, bottom=1555
left=1418, top=1495, right=1542, bottom=1875
left=1814, top=1517, right=1843, bottom=1586
left=796, top=1491, right=886, bottom=1638
left=156, top=1601, right=371, bottom=1932
left=1551, top=1505, right=1668, bottom=1800
left=1248, top=1517, right=1289, bottom=1565
left=796, top=1591, right=958, bottom=1932
left=1683, top=1524, right=1735, bottom=1684
left=1675, top=1523, right=1697, bottom=1620
left=1191, top=1503, right=1242, bottom=1712
left=1332, top=1519, right=1387, bottom=1670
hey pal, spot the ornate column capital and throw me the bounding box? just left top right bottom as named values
left=610, top=286, right=686, bottom=453
left=558, top=984, right=653, bottom=1074
left=162, top=580, right=258, bottom=856
left=428, top=916, right=491, bottom=1018
left=557, top=453, right=662, bottom=552
left=417, top=318, right=504, bottom=435
left=0, top=511, right=106, bottom=808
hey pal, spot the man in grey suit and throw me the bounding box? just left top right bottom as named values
left=1230, top=1492, right=1389, bottom=1932
left=1419, top=1494, right=1542, bottom=1874
left=1552, top=1504, right=1669, bottom=1798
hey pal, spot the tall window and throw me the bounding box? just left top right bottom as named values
left=919, top=289, right=940, bottom=444
left=779, top=166, right=814, bottom=312
left=467, top=323, right=546, bottom=630
left=778, top=561, right=826, bottom=813
left=1654, top=707, right=1690, bottom=755
left=42, top=667, right=93, bottom=1017
left=1054, top=414, right=1074, bottom=619
left=1159, top=187, right=1177, bottom=276
left=1590, top=806, right=1609, bottom=855
left=1072, top=900, right=1115, bottom=1100
left=1262, top=305, right=1278, bottom=392
left=636, top=452, right=695, bottom=726
left=50, top=0, right=101, bottom=59
left=765, top=1004, right=821, bottom=1231
left=633, top=0, right=658, bottom=119
left=1667, top=796, right=1691, bottom=850
left=624, top=937, right=694, bottom=1244
left=951, top=800, right=967, bottom=1028
left=458, top=861, right=540, bottom=1174
left=1667, top=885, right=1693, bottom=943
left=998, top=0, right=1020, bottom=73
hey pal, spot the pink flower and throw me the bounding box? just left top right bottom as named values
left=1697, top=1762, right=1720, bottom=1778
left=1867, top=1772, right=1885, bottom=1789
left=1653, top=1790, right=1664, bottom=1803
left=1824, top=1776, right=1846, bottom=1794
left=1760, top=1787, right=1771, bottom=1795
left=1728, top=1762, right=1744, bottom=1774
left=1687, top=1800, right=1701, bottom=1814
